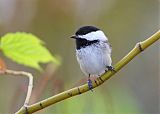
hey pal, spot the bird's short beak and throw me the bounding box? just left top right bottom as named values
left=70, top=35, right=77, bottom=39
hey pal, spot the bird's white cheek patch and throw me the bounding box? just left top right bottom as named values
left=78, top=30, right=108, bottom=41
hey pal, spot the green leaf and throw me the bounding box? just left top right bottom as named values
left=0, top=32, right=61, bottom=70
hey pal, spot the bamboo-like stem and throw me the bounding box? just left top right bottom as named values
left=17, top=30, right=160, bottom=114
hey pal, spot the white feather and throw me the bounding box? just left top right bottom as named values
left=76, top=41, right=112, bottom=76
left=78, top=30, right=108, bottom=41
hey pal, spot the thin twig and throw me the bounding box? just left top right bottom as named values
left=2, top=69, right=33, bottom=112
left=16, top=30, right=160, bottom=114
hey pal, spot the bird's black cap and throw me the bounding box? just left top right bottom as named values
left=75, top=26, right=100, bottom=36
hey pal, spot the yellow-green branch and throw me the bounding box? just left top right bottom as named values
left=16, top=30, right=160, bottom=114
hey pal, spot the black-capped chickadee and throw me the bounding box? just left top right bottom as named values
left=71, top=26, right=114, bottom=90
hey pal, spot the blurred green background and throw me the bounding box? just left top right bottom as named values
left=0, top=0, right=159, bottom=114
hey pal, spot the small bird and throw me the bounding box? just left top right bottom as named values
left=71, top=26, right=114, bottom=90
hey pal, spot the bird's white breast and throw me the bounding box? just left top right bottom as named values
left=76, top=42, right=112, bottom=76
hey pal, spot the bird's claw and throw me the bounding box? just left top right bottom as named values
left=106, top=66, right=116, bottom=72
left=87, top=78, right=93, bottom=92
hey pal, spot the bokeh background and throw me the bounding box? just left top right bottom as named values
left=0, top=0, right=159, bottom=114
